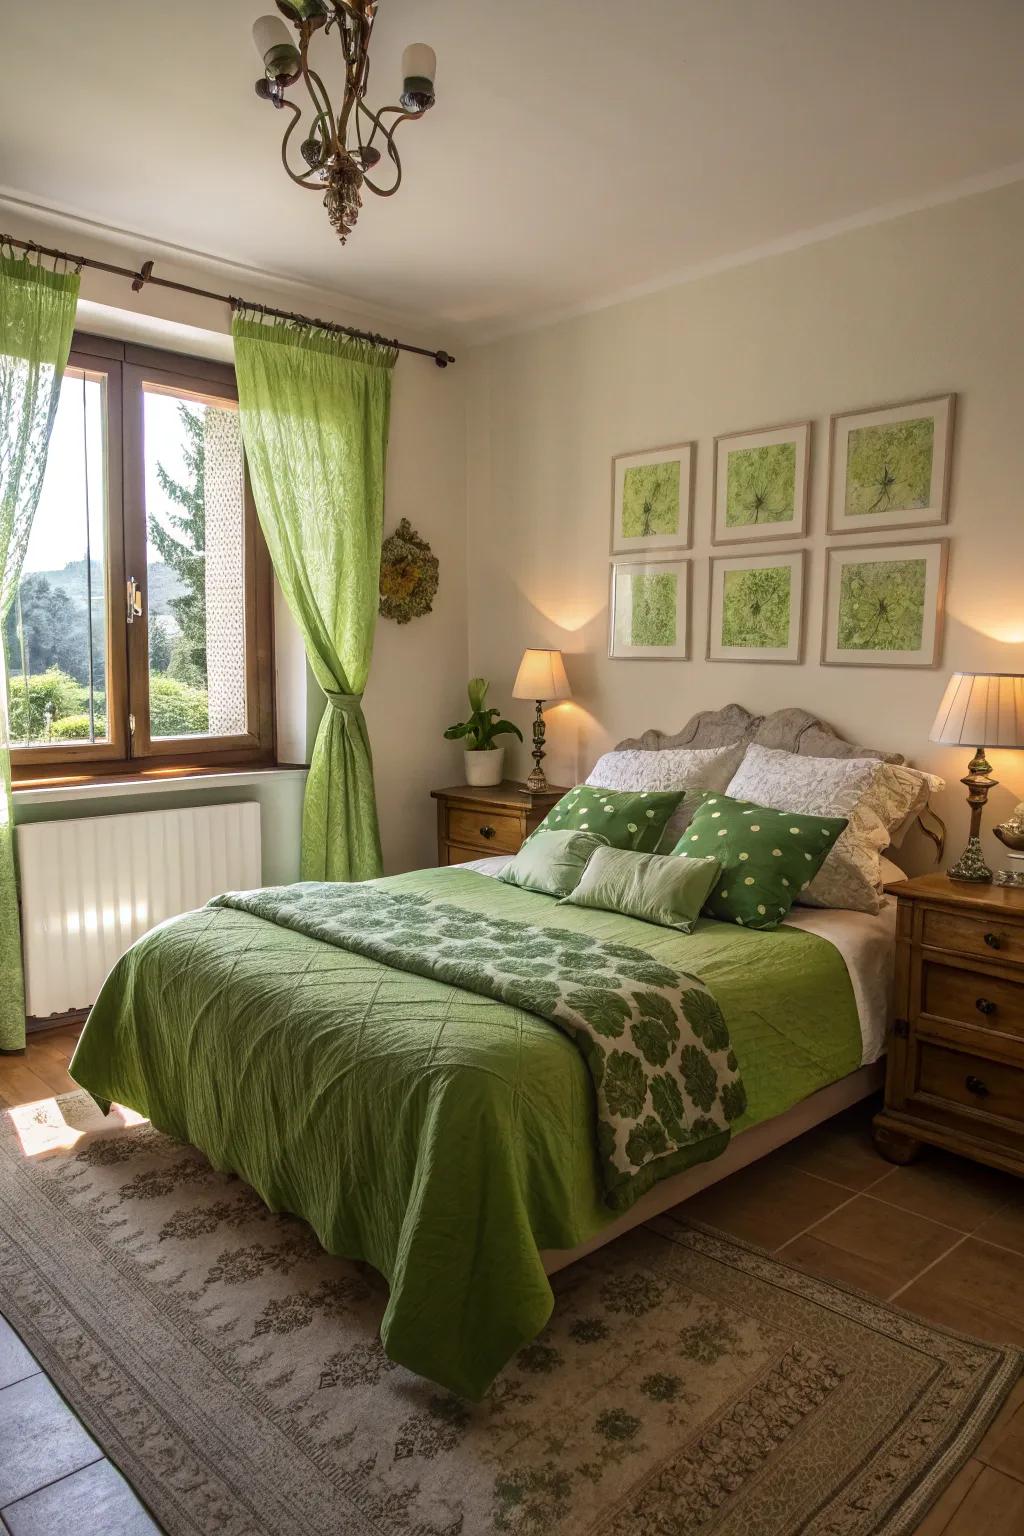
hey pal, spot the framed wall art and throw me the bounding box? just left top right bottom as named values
left=822, top=540, right=948, bottom=668
left=828, top=394, right=955, bottom=534
left=712, top=420, right=811, bottom=544
left=609, top=557, right=691, bottom=660
left=610, top=442, right=694, bottom=554
left=707, top=550, right=805, bottom=664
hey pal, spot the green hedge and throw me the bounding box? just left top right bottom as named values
left=8, top=667, right=209, bottom=743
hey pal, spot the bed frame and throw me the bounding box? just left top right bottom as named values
left=541, top=703, right=901, bottom=1275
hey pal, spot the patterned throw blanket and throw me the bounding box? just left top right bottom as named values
left=209, top=883, right=746, bottom=1203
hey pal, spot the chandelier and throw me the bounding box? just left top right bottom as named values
left=252, top=2, right=437, bottom=245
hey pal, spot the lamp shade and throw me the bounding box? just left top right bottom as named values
left=930, top=673, right=1024, bottom=749
left=512, top=648, right=572, bottom=702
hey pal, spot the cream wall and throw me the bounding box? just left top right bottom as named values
left=466, top=180, right=1024, bottom=874
left=2, top=206, right=468, bottom=878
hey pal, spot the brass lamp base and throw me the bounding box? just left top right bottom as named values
left=947, top=746, right=997, bottom=884
left=526, top=699, right=548, bottom=791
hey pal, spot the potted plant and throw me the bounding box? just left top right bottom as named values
left=444, top=677, right=523, bottom=787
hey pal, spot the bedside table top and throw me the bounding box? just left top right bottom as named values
left=431, top=780, right=569, bottom=810
left=884, top=871, right=1024, bottom=917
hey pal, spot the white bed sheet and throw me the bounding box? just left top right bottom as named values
left=438, top=855, right=896, bottom=1067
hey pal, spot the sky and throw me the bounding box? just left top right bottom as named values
left=26, top=371, right=199, bottom=581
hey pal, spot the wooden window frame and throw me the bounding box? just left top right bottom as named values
left=11, top=336, right=275, bottom=787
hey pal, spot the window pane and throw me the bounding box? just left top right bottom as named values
left=7, top=369, right=109, bottom=748
left=143, top=387, right=248, bottom=740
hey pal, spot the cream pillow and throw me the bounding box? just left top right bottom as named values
left=726, top=743, right=937, bottom=914
left=586, top=743, right=747, bottom=850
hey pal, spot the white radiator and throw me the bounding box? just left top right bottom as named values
left=18, top=802, right=262, bottom=1018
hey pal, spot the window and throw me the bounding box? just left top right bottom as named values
left=9, top=338, right=274, bottom=782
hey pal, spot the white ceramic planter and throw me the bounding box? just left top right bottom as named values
left=464, top=747, right=504, bottom=787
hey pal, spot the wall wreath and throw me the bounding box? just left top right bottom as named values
left=378, top=518, right=439, bottom=624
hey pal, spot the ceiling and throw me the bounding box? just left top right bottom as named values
left=3, top=1, right=1024, bottom=340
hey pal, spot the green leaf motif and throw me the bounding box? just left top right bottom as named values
left=621, top=460, right=680, bottom=539
left=650, top=1073, right=686, bottom=1141
left=837, top=558, right=927, bottom=652
left=725, top=440, right=796, bottom=527
left=720, top=565, right=791, bottom=649
left=512, top=981, right=562, bottom=1017
left=631, top=1011, right=679, bottom=1068
left=681, top=1045, right=718, bottom=1112
left=681, top=989, right=730, bottom=1051
left=618, top=960, right=680, bottom=989
left=566, top=988, right=631, bottom=1038
left=845, top=416, right=933, bottom=517
left=626, top=1114, right=669, bottom=1166
left=720, top=1079, right=748, bottom=1122
left=603, top=1051, right=647, bottom=1119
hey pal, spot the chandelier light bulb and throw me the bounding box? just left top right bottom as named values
left=252, top=15, right=300, bottom=80
left=400, top=43, right=437, bottom=112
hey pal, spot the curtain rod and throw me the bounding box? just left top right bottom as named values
left=0, top=232, right=455, bottom=368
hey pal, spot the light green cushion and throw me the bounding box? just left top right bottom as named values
left=560, top=845, right=721, bottom=933
left=531, top=784, right=685, bottom=853
left=673, top=793, right=848, bottom=930
left=497, top=828, right=609, bottom=898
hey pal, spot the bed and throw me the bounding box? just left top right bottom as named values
left=69, top=706, right=905, bottom=1400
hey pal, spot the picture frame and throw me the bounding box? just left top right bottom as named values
left=707, top=550, right=805, bottom=664
left=828, top=394, right=955, bottom=534
left=822, top=539, right=949, bottom=668
left=610, top=443, right=694, bottom=555
left=609, top=557, right=691, bottom=661
left=711, top=420, right=811, bottom=544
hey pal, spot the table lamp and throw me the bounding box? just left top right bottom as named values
left=930, top=672, right=1024, bottom=883
left=512, top=648, right=572, bottom=792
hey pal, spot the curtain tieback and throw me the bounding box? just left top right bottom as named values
left=325, top=691, right=365, bottom=715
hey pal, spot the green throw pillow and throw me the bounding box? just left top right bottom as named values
left=531, top=784, right=685, bottom=853
left=673, top=793, right=848, bottom=930
left=561, top=846, right=721, bottom=933
left=498, top=828, right=609, bottom=898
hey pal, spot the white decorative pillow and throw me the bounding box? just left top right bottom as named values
left=726, top=743, right=934, bottom=914
left=587, top=744, right=747, bottom=850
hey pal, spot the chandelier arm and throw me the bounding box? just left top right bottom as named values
left=279, top=101, right=321, bottom=186
left=362, top=125, right=403, bottom=197
left=302, top=64, right=338, bottom=150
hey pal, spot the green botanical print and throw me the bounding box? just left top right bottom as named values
left=720, top=566, right=791, bottom=649
left=621, top=461, right=680, bottom=539
left=595, top=1408, right=641, bottom=1442
left=212, top=882, right=743, bottom=1202
left=844, top=416, right=933, bottom=517
left=725, top=441, right=796, bottom=526
left=629, top=572, right=676, bottom=647
left=837, top=558, right=926, bottom=651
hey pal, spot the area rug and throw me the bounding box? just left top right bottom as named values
left=0, top=1095, right=1018, bottom=1536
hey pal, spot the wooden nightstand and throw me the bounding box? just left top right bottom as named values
left=874, top=873, right=1024, bottom=1176
left=431, top=781, right=567, bottom=866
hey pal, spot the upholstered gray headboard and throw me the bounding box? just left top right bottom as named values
left=615, top=703, right=904, bottom=765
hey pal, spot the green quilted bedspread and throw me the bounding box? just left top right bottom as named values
left=69, top=867, right=862, bottom=1399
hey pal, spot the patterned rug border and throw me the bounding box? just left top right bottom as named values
left=1, top=1093, right=1020, bottom=1536
left=649, top=1214, right=1024, bottom=1536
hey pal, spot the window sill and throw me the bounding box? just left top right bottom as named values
left=12, top=764, right=308, bottom=806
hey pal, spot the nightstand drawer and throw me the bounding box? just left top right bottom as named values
left=921, top=959, right=1024, bottom=1038
left=917, top=1041, right=1024, bottom=1130
left=447, top=807, right=522, bottom=854
left=921, top=907, right=1024, bottom=967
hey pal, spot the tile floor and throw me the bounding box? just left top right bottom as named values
left=2, top=1029, right=1023, bottom=1534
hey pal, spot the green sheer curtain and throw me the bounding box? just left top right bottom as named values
left=0, top=253, right=79, bottom=1051
left=232, top=315, right=396, bottom=882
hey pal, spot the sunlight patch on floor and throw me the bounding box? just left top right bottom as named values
left=6, top=1096, right=148, bottom=1158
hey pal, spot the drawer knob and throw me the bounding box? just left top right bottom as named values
left=975, top=997, right=997, bottom=1016
left=965, top=1074, right=990, bottom=1098
left=984, top=932, right=1002, bottom=950
left=479, top=824, right=496, bottom=839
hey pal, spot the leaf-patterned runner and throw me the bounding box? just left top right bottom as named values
left=209, top=884, right=746, bottom=1203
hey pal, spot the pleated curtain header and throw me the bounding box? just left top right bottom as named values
left=930, top=673, right=1024, bottom=749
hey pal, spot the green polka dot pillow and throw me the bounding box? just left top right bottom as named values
left=672, top=793, right=848, bottom=929
left=530, top=784, right=685, bottom=854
